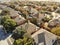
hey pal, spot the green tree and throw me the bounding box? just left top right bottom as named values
left=9, top=2, right=15, bottom=8
left=13, top=37, right=34, bottom=45
left=12, top=28, right=26, bottom=39
left=43, top=16, right=52, bottom=22
left=1, top=15, right=16, bottom=33
left=1, top=9, right=10, bottom=15
left=51, top=27, right=60, bottom=36
left=1, top=15, right=11, bottom=24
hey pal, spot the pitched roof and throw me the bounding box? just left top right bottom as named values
left=31, top=28, right=57, bottom=38
left=14, top=15, right=26, bottom=25
left=16, top=22, right=39, bottom=34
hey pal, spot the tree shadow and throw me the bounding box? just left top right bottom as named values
left=0, top=25, right=12, bottom=40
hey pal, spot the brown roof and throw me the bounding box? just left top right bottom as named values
left=16, top=22, right=39, bottom=34
left=10, top=15, right=19, bottom=19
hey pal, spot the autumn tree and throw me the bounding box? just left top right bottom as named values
left=51, top=27, right=60, bottom=36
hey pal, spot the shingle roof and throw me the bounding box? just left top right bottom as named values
left=16, top=22, right=39, bottom=34
left=31, top=28, right=57, bottom=38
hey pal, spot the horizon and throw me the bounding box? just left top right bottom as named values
left=0, top=0, right=60, bottom=2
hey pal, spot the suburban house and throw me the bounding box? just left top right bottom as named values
left=31, top=29, right=57, bottom=45
left=51, top=12, right=60, bottom=20
left=10, top=14, right=19, bottom=19
left=16, top=22, right=39, bottom=34
left=12, top=15, right=26, bottom=26
left=48, top=18, right=60, bottom=28
left=28, top=13, right=45, bottom=26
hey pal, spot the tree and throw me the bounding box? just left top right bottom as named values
left=1, top=15, right=16, bottom=33
left=3, top=19, right=16, bottom=32
left=19, top=7, right=29, bottom=18
left=1, top=15, right=11, bottom=24
left=52, top=5, right=57, bottom=10
left=12, top=28, right=26, bottom=39
left=1, top=9, right=10, bottom=15
left=43, top=15, right=52, bottom=22
left=51, top=27, right=60, bottom=36
left=9, top=2, right=15, bottom=8
left=13, top=37, right=34, bottom=45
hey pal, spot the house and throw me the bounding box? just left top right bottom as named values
left=0, top=0, right=10, bottom=3
left=9, top=10, right=19, bottom=18
left=13, top=15, right=26, bottom=26
left=51, top=12, right=60, bottom=20
left=35, top=6, right=42, bottom=11
left=29, top=13, right=45, bottom=26
left=31, top=29, right=57, bottom=45
left=48, top=19, right=60, bottom=28
left=23, top=6, right=31, bottom=12
left=16, top=22, right=39, bottom=34
left=10, top=15, right=19, bottom=19
left=53, top=38, right=60, bottom=45
left=29, top=7, right=38, bottom=16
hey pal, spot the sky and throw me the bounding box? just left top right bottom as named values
left=0, top=0, right=60, bottom=2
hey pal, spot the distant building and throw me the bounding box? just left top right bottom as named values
left=31, top=29, right=57, bottom=45
left=48, top=19, right=60, bottom=28
left=51, top=12, right=60, bottom=20
left=1, top=0, right=60, bottom=3
left=0, top=0, right=10, bottom=3
left=13, top=15, right=26, bottom=26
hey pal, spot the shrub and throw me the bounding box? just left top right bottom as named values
left=51, top=27, right=60, bottom=36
